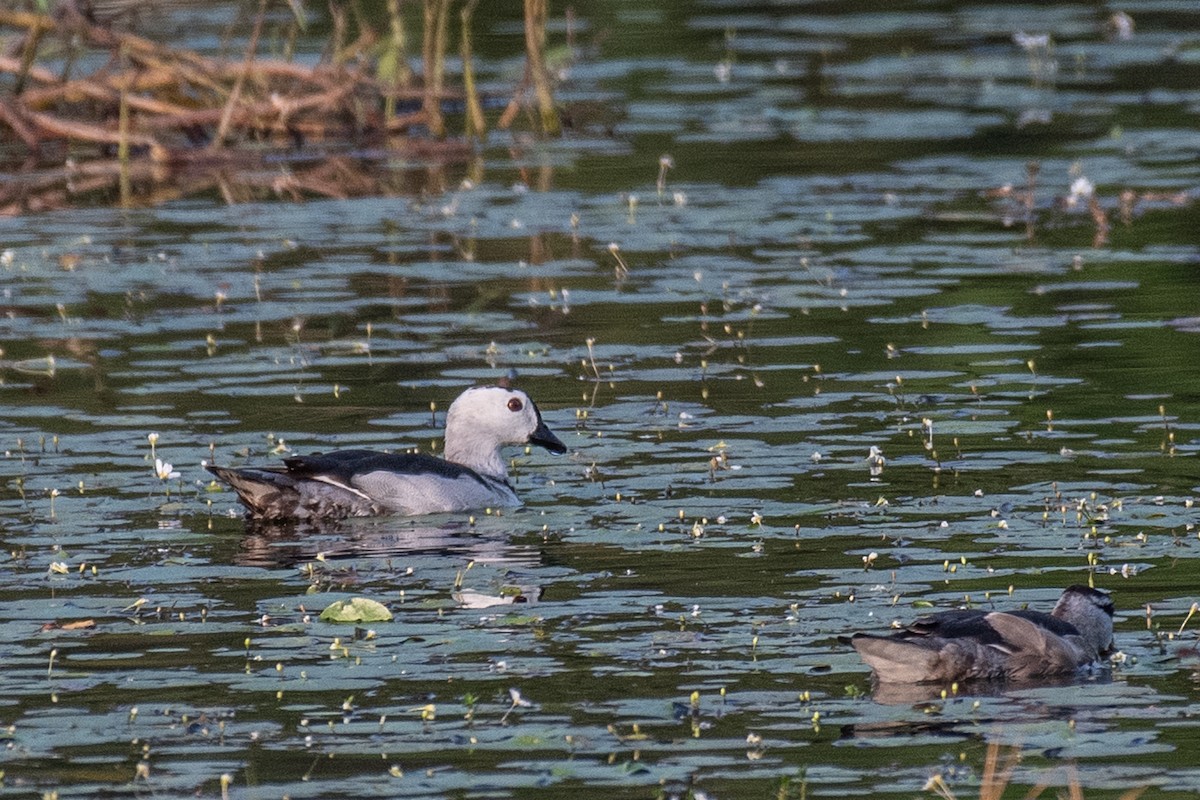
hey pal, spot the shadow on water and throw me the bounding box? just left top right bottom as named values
left=849, top=671, right=1114, bottom=713
left=234, top=516, right=545, bottom=569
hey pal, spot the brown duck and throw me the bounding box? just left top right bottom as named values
left=850, top=586, right=1115, bottom=684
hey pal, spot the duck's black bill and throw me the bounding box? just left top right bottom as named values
left=529, top=419, right=567, bottom=454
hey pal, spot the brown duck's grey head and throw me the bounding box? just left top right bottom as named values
left=1051, top=584, right=1115, bottom=656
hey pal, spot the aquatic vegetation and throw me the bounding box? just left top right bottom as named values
left=0, top=1, right=1197, bottom=799
left=925, top=743, right=1147, bottom=800
left=318, top=596, right=393, bottom=622
left=0, top=1, right=565, bottom=212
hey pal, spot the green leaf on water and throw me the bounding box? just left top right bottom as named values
left=318, top=597, right=393, bottom=623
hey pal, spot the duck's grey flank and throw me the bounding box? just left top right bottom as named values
left=850, top=585, right=1115, bottom=684
left=206, top=385, right=566, bottom=521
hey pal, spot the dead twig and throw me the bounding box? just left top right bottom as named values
left=14, top=104, right=169, bottom=162
left=212, top=0, right=268, bottom=148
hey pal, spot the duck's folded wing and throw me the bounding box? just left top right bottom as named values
left=983, top=611, right=1088, bottom=677
left=285, top=451, right=518, bottom=514
left=904, top=609, right=993, bottom=641
left=283, top=451, right=471, bottom=480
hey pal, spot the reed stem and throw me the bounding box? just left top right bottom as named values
left=523, top=0, right=560, bottom=135
left=212, top=0, right=267, bottom=148
left=460, top=0, right=485, bottom=140
left=421, top=0, right=450, bottom=137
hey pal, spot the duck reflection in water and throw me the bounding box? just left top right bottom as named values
left=848, top=586, right=1115, bottom=704
left=234, top=517, right=544, bottom=607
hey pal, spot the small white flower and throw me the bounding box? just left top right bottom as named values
left=1067, top=176, right=1095, bottom=208
left=1013, top=31, right=1050, bottom=51
left=867, top=446, right=886, bottom=476
left=154, top=458, right=179, bottom=481
left=1108, top=11, right=1134, bottom=41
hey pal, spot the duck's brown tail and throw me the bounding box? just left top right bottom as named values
left=206, top=464, right=302, bottom=520
left=850, top=634, right=948, bottom=684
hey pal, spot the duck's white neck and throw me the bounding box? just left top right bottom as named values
left=444, top=433, right=508, bottom=480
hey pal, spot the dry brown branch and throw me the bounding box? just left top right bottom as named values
left=22, top=78, right=196, bottom=117
left=59, top=5, right=219, bottom=77
left=0, top=9, right=57, bottom=34
left=0, top=55, right=59, bottom=86
left=0, top=2, right=558, bottom=213
left=16, top=104, right=169, bottom=161
left=0, top=98, right=43, bottom=151
left=383, top=111, right=427, bottom=133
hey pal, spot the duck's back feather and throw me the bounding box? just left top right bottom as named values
left=284, top=450, right=494, bottom=485
left=982, top=611, right=1089, bottom=677
left=850, top=633, right=1007, bottom=683
left=900, top=607, right=1081, bottom=644
left=207, top=450, right=519, bottom=521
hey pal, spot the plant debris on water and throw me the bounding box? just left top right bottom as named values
left=0, top=0, right=560, bottom=212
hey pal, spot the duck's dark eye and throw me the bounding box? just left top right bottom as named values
left=507, top=397, right=524, bottom=412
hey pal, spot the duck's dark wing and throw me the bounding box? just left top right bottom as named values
left=283, top=450, right=492, bottom=487
left=208, top=450, right=518, bottom=521
left=288, top=450, right=516, bottom=516
left=901, top=607, right=1080, bottom=644
left=982, top=611, right=1093, bottom=676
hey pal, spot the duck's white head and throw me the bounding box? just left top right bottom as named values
left=443, top=386, right=566, bottom=478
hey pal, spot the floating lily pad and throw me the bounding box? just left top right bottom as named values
left=318, top=597, right=393, bottom=623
